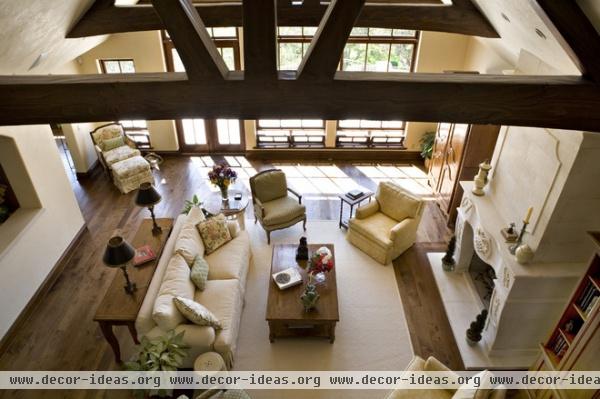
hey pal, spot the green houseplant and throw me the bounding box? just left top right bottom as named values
left=419, top=131, right=436, bottom=161
left=181, top=194, right=202, bottom=215
left=124, top=330, right=189, bottom=398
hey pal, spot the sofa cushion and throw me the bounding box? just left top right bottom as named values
left=252, top=171, right=288, bottom=203
left=348, top=212, right=397, bottom=249
left=262, top=196, right=306, bottom=226
left=175, top=207, right=206, bottom=265
left=197, top=214, right=232, bottom=255
left=377, top=181, right=421, bottom=222
left=104, top=145, right=140, bottom=165
left=174, top=297, right=222, bottom=330
left=195, top=279, right=243, bottom=362
left=190, top=256, right=209, bottom=291
left=103, top=136, right=125, bottom=151
left=205, top=230, right=250, bottom=281
left=152, top=254, right=195, bottom=331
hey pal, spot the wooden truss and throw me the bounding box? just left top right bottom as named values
left=1, top=0, right=600, bottom=131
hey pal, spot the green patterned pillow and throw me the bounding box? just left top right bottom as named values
left=102, top=136, right=125, bottom=151
left=190, top=256, right=209, bottom=291
left=173, top=297, right=222, bottom=330
left=196, top=214, right=232, bottom=255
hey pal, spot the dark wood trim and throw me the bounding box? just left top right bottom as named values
left=151, top=0, right=228, bottom=81
left=2, top=73, right=600, bottom=131
left=298, top=0, right=366, bottom=81
left=242, top=0, right=278, bottom=81
left=66, top=0, right=499, bottom=39
left=246, top=148, right=423, bottom=163
left=0, top=223, right=88, bottom=356
left=75, top=159, right=100, bottom=181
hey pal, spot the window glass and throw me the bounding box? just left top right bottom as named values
left=279, top=43, right=303, bottom=70
left=366, top=43, right=390, bottom=72
left=369, top=28, right=392, bottom=37
left=390, top=44, right=414, bottom=72
left=342, top=43, right=367, bottom=71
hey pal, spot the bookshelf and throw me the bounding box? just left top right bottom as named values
left=528, top=232, right=600, bottom=399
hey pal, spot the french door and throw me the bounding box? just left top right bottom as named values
left=163, top=31, right=245, bottom=153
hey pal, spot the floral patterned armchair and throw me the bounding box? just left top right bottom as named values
left=89, top=123, right=142, bottom=175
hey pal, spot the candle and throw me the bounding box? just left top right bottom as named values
left=524, top=207, right=533, bottom=224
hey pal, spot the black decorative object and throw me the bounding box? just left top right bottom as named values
left=296, top=236, right=308, bottom=261
left=442, top=236, right=456, bottom=271
left=135, top=182, right=162, bottom=235
left=103, top=236, right=137, bottom=295
left=466, top=309, right=488, bottom=346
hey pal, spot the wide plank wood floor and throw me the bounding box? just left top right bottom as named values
left=0, top=155, right=458, bottom=399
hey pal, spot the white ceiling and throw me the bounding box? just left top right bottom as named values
left=0, top=0, right=106, bottom=74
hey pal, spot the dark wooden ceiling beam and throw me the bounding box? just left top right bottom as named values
left=151, top=0, right=228, bottom=81
left=67, top=0, right=499, bottom=39
left=1, top=73, right=599, bottom=131
left=242, top=0, right=278, bottom=81
left=532, top=0, right=600, bottom=84
left=297, top=0, right=365, bottom=81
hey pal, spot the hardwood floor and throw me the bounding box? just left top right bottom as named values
left=0, top=155, right=458, bottom=398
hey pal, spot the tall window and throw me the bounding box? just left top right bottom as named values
left=277, top=27, right=419, bottom=72
left=99, top=59, right=151, bottom=148
left=256, top=120, right=325, bottom=148
left=336, top=120, right=406, bottom=148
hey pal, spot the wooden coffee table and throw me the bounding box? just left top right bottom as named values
left=266, top=244, right=339, bottom=343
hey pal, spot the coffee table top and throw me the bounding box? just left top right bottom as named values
left=203, top=189, right=249, bottom=217
left=266, top=244, right=339, bottom=322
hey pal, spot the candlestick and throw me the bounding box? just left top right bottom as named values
left=509, top=221, right=529, bottom=255
left=524, top=207, right=533, bottom=224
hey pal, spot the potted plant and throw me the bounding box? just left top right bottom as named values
left=419, top=131, right=436, bottom=169
left=208, top=164, right=237, bottom=203
left=124, top=330, right=189, bottom=398
left=442, top=236, right=456, bottom=271
left=181, top=194, right=202, bottom=215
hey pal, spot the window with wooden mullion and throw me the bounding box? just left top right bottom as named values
left=256, top=119, right=325, bottom=149
left=336, top=120, right=406, bottom=149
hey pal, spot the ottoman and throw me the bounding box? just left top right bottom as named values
left=110, top=155, right=154, bottom=194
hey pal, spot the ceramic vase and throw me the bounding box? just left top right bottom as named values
left=472, top=161, right=492, bottom=196
left=515, top=244, right=534, bottom=264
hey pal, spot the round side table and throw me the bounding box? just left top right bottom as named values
left=194, top=352, right=227, bottom=397
left=203, top=189, right=249, bottom=230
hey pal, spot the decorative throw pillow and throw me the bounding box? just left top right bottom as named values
left=173, top=296, right=222, bottom=330
left=175, top=206, right=206, bottom=265
left=190, top=256, right=209, bottom=291
left=102, top=136, right=125, bottom=151
left=452, top=370, right=492, bottom=399
left=196, top=214, right=232, bottom=255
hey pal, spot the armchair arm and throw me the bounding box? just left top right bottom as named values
left=287, top=187, right=302, bottom=204
left=123, top=133, right=139, bottom=149
left=355, top=200, right=379, bottom=220
left=253, top=196, right=265, bottom=219
left=389, top=217, right=417, bottom=243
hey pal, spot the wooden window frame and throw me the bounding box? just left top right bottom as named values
left=336, top=120, right=407, bottom=149
left=256, top=119, right=326, bottom=149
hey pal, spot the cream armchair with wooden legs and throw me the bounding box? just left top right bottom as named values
left=347, top=181, right=424, bottom=264
left=249, top=169, right=306, bottom=244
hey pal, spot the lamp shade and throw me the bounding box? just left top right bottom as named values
left=135, top=182, right=162, bottom=207
left=103, top=236, right=136, bottom=267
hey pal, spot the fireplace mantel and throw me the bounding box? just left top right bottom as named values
left=430, top=181, right=586, bottom=370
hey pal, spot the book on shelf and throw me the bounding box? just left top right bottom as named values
left=579, top=281, right=598, bottom=310
left=585, top=296, right=599, bottom=316
left=133, top=244, right=156, bottom=266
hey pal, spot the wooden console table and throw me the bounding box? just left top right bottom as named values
left=94, top=218, right=173, bottom=363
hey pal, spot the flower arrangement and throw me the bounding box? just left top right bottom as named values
left=308, top=246, right=334, bottom=275
left=208, top=164, right=237, bottom=200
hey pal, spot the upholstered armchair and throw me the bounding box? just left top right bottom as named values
left=347, top=181, right=424, bottom=264
left=249, top=169, right=306, bottom=244
left=90, top=123, right=142, bottom=175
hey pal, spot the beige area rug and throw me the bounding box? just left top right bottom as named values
left=234, top=221, right=414, bottom=399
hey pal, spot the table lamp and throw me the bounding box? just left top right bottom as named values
left=103, top=236, right=137, bottom=295
left=135, top=182, right=162, bottom=235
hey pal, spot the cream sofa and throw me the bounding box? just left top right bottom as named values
left=136, top=208, right=251, bottom=368
left=347, top=181, right=424, bottom=264
left=385, top=356, right=506, bottom=399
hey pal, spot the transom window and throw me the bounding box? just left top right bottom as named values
left=336, top=120, right=406, bottom=148
left=277, top=27, right=419, bottom=72
left=256, top=119, right=325, bottom=148
left=163, top=28, right=240, bottom=71
left=99, top=59, right=151, bottom=149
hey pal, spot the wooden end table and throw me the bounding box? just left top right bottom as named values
left=266, top=244, right=339, bottom=343
left=338, top=191, right=374, bottom=229
left=94, top=218, right=173, bottom=363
